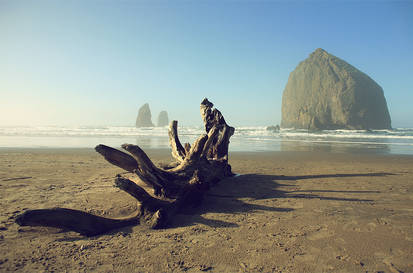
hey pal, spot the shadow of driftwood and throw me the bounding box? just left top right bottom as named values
left=54, top=225, right=136, bottom=242
left=48, top=171, right=395, bottom=234
left=171, top=171, right=394, bottom=228
left=274, top=172, right=395, bottom=181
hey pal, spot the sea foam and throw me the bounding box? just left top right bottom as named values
left=1, top=126, right=413, bottom=154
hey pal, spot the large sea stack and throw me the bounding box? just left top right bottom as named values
left=136, top=103, right=154, bottom=128
left=281, top=48, right=391, bottom=130
left=157, top=111, right=169, bottom=127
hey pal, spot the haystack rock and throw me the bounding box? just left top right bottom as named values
left=281, top=48, right=391, bottom=130
left=157, top=111, right=169, bottom=127
left=135, top=103, right=154, bottom=128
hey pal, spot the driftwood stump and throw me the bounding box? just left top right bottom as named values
left=15, top=99, right=235, bottom=236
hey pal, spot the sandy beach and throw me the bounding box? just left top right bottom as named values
left=1, top=148, right=413, bottom=272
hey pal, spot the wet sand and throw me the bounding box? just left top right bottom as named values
left=1, top=148, right=413, bottom=272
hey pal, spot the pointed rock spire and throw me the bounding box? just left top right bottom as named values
left=136, top=103, right=154, bottom=128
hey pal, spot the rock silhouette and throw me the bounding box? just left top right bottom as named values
left=135, top=103, right=154, bottom=128
left=266, top=125, right=280, bottom=132
left=281, top=48, right=391, bottom=130
left=157, top=111, right=169, bottom=127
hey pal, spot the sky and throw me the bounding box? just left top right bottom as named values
left=0, top=0, right=412, bottom=128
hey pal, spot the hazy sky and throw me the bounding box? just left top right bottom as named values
left=1, top=0, right=412, bottom=127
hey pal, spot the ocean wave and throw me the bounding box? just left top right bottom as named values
left=1, top=126, right=413, bottom=152
left=1, top=126, right=413, bottom=138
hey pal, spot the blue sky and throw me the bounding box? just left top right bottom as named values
left=1, top=0, right=412, bottom=127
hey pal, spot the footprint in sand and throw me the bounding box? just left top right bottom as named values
left=294, top=247, right=320, bottom=262
left=280, top=200, right=304, bottom=209
left=342, top=220, right=362, bottom=232
left=375, top=252, right=405, bottom=273
left=365, top=222, right=377, bottom=232
left=384, top=259, right=404, bottom=273
left=306, top=227, right=335, bottom=240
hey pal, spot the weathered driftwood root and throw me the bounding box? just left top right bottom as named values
left=16, top=98, right=235, bottom=236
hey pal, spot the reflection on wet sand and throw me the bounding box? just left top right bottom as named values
left=280, top=140, right=390, bottom=154
left=135, top=136, right=169, bottom=149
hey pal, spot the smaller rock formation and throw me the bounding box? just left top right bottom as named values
left=136, top=103, right=154, bottom=128
left=157, top=111, right=169, bottom=127
left=266, top=125, right=280, bottom=132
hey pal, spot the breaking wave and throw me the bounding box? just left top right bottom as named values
left=1, top=126, right=413, bottom=154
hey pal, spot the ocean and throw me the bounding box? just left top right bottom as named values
left=1, top=126, right=413, bottom=155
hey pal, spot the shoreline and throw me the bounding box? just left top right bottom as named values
left=2, top=146, right=413, bottom=159
left=1, top=148, right=413, bottom=272
left=2, top=126, right=413, bottom=155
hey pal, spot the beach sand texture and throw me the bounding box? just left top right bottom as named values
left=1, top=148, right=413, bottom=272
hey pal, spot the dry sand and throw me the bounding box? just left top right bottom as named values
left=0, top=148, right=413, bottom=272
